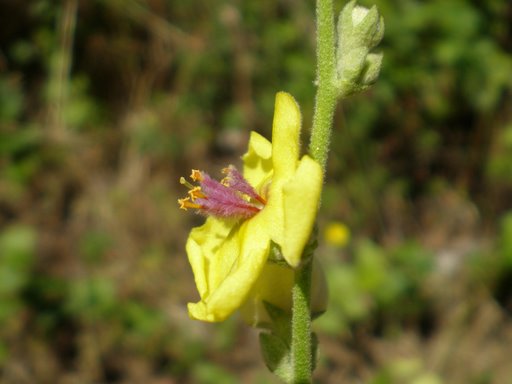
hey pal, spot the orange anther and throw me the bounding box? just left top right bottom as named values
left=178, top=197, right=202, bottom=210
left=190, top=169, right=203, bottom=181
left=188, top=186, right=206, bottom=201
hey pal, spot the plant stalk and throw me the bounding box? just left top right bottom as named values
left=309, top=0, right=338, bottom=172
left=290, top=0, right=337, bottom=382
left=291, top=258, right=313, bottom=383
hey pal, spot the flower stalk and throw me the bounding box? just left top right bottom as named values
left=290, top=0, right=384, bottom=381
left=291, top=256, right=314, bottom=383
left=309, top=0, right=338, bottom=172
left=288, top=0, right=337, bottom=381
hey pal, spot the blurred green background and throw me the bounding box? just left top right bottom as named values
left=1, top=0, right=512, bottom=383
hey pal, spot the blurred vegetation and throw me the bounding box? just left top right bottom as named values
left=0, top=0, right=512, bottom=383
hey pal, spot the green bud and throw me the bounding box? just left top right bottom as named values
left=361, top=52, right=383, bottom=85
left=335, top=0, right=384, bottom=96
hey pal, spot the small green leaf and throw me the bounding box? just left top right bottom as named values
left=263, top=301, right=292, bottom=339
left=260, top=332, right=293, bottom=383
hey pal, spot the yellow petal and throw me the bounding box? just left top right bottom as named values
left=271, top=92, right=301, bottom=179
left=186, top=217, right=234, bottom=298
left=242, top=131, right=273, bottom=189
left=324, top=222, right=350, bottom=247
left=260, top=180, right=285, bottom=251
left=239, top=262, right=294, bottom=327
left=187, top=216, right=271, bottom=322
left=188, top=301, right=213, bottom=322
left=281, top=155, right=323, bottom=267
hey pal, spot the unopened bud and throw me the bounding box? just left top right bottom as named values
left=336, top=0, right=384, bottom=96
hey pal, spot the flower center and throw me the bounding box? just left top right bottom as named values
left=178, top=165, right=266, bottom=220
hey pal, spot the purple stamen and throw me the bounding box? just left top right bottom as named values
left=222, top=165, right=266, bottom=204
left=193, top=170, right=263, bottom=220
left=195, top=197, right=260, bottom=219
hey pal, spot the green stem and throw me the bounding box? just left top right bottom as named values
left=309, top=0, right=338, bottom=172
left=290, top=0, right=337, bottom=382
left=291, top=258, right=313, bottom=384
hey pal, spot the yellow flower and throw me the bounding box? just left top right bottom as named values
left=324, top=222, right=350, bottom=247
left=180, top=92, right=323, bottom=322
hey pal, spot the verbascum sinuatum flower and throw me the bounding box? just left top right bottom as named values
left=178, top=92, right=323, bottom=322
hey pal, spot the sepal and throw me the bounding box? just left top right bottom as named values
left=258, top=302, right=319, bottom=384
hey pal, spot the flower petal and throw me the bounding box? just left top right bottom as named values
left=281, top=155, right=323, bottom=267
left=239, top=262, right=294, bottom=327
left=242, top=131, right=273, bottom=189
left=187, top=216, right=271, bottom=322
left=186, top=217, right=234, bottom=298
left=271, top=92, right=301, bottom=179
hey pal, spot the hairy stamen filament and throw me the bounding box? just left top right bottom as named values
left=178, top=166, right=266, bottom=219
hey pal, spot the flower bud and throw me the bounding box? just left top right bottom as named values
left=336, top=0, right=384, bottom=95
left=361, top=52, right=383, bottom=85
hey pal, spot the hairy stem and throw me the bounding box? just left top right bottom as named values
left=291, top=0, right=337, bottom=382
left=291, top=258, right=313, bottom=383
left=309, top=0, right=338, bottom=172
